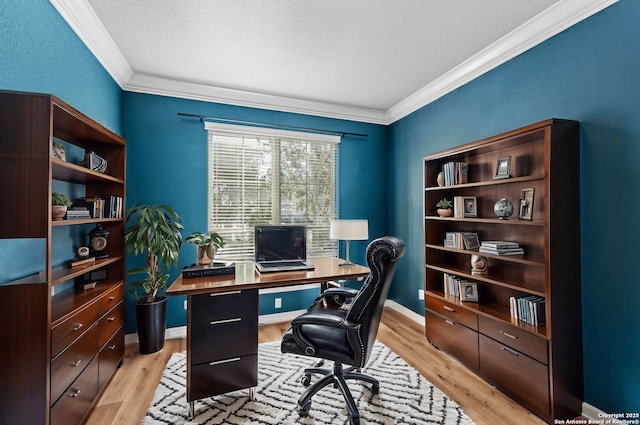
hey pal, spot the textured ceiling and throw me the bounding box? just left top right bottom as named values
left=53, top=0, right=616, bottom=123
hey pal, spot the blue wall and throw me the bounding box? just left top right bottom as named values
left=389, top=0, right=639, bottom=415
left=121, top=92, right=388, bottom=331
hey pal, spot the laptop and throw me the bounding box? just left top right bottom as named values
left=254, top=225, right=315, bottom=273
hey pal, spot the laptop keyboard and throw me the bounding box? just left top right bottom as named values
left=261, top=261, right=306, bottom=268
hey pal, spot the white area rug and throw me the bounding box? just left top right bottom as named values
left=143, top=341, right=475, bottom=424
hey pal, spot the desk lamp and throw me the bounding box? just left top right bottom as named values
left=330, top=219, right=369, bottom=266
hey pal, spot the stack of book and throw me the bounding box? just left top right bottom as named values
left=441, top=161, right=468, bottom=186
left=479, top=241, right=524, bottom=256
left=510, top=295, right=546, bottom=325
left=70, top=195, right=123, bottom=219
left=66, top=207, right=91, bottom=220
left=443, top=273, right=477, bottom=298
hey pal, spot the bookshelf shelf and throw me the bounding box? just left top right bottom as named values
left=0, top=90, right=126, bottom=425
left=422, top=119, right=582, bottom=423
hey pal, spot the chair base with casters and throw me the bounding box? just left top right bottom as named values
left=281, top=236, right=405, bottom=425
left=298, top=361, right=379, bottom=424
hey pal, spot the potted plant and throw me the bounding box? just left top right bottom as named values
left=125, top=204, right=183, bottom=354
left=51, top=192, right=72, bottom=221
left=436, top=198, right=453, bottom=217
left=185, top=231, right=225, bottom=266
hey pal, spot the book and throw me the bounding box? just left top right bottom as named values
left=479, top=247, right=524, bottom=256
left=480, top=241, right=520, bottom=249
left=67, top=257, right=96, bottom=268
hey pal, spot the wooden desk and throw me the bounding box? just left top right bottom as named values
left=167, top=257, right=370, bottom=417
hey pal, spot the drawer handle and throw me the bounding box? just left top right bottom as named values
left=72, top=323, right=83, bottom=331
left=210, top=290, right=242, bottom=297
left=109, top=296, right=116, bottom=301
left=443, top=306, right=455, bottom=312
left=499, top=330, right=518, bottom=339
left=210, top=318, right=241, bottom=325
left=209, top=357, right=241, bottom=366
left=501, top=346, right=520, bottom=357
left=445, top=319, right=455, bottom=326
left=109, top=344, right=117, bottom=350
left=107, top=316, right=116, bottom=322
left=68, top=388, right=81, bottom=397
left=71, top=359, right=82, bottom=367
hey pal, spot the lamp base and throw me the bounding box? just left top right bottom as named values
left=339, top=260, right=355, bottom=266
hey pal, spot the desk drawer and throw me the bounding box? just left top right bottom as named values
left=189, top=354, right=257, bottom=402
left=51, top=303, right=100, bottom=358
left=426, top=294, right=477, bottom=330
left=426, top=311, right=478, bottom=372
left=479, top=334, right=550, bottom=417
left=478, top=315, right=548, bottom=364
left=191, top=316, right=257, bottom=365
left=50, top=323, right=99, bottom=406
left=50, top=356, right=99, bottom=425
left=191, top=289, right=258, bottom=323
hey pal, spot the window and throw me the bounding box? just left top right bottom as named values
left=205, top=122, right=339, bottom=261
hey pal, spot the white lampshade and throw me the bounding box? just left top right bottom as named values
left=330, top=219, right=369, bottom=241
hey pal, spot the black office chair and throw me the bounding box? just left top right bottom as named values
left=281, top=236, right=405, bottom=425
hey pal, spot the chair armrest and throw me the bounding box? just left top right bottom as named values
left=310, top=287, right=359, bottom=309
left=291, top=311, right=359, bottom=356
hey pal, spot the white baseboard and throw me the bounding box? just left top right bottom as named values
left=582, top=402, right=608, bottom=421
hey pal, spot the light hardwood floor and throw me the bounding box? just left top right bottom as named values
left=87, top=307, right=545, bottom=425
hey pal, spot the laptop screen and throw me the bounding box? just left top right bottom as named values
left=255, top=225, right=307, bottom=262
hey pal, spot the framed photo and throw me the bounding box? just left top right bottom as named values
left=462, top=232, right=480, bottom=250
left=459, top=281, right=479, bottom=302
left=52, top=142, right=66, bottom=161
left=519, top=188, right=535, bottom=220
left=494, top=156, right=511, bottom=180
left=463, top=196, right=477, bottom=217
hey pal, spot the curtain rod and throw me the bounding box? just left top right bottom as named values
left=177, top=112, right=368, bottom=138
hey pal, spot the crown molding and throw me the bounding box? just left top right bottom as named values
left=386, top=0, right=618, bottom=123
left=49, top=0, right=133, bottom=85
left=51, top=0, right=617, bottom=126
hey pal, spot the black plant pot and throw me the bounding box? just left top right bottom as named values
left=136, top=296, right=167, bottom=354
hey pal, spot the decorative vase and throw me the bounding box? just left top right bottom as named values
left=437, top=208, right=452, bottom=217
left=494, top=198, right=514, bottom=220
left=436, top=171, right=445, bottom=187
left=136, top=296, right=167, bottom=354
left=471, top=254, right=488, bottom=275
left=51, top=205, right=67, bottom=221
left=197, top=244, right=216, bottom=266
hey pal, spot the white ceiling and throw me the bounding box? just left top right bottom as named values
left=51, top=0, right=615, bottom=124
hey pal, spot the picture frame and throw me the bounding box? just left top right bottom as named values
left=462, top=232, right=480, bottom=250
left=52, top=142, right=66, bottom=161
left=494, top=156, right=511, bottom=179
left=519, top=187, right=535, bottom=220
left=459, top=281, right=479, bottom=302
left=463, top=196, right=477, bottom=217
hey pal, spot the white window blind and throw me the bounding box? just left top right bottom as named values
left=205, top=122, right=340, bottom=261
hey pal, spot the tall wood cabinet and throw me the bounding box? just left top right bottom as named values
left=422, top=119, right=582, bottom=423
left=0, top=90, right=126, bottom=425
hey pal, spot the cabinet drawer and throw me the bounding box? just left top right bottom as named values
left=191, top=289, right=258, bottom=323
left=426, top=311, right=478, bottom=372
left=189, top=354, right=257, bottom=402
left=426, top=294, right=477, bottom=330
left=478, top=315, right=548, bottom=364
left=99, top=282, right=125, bottom=316
left=99, top=326, right=124, bottom=389
left=50, top=322, right=99, bottom=406
left=51, top=303, right=100, bottom=358
left=479, top=334, right=550, bottom=417
left=190, top=316, right=257, bottom=365
left=98, top=301, right=125, bottom=349
left=50, top=356, right=99, bottom=425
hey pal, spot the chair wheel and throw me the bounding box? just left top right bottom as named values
left=298, top=401, right=311, bottom=417
left=371, top=384, right=380, bottom=395
left=301, top=374, right=311, bottom=386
